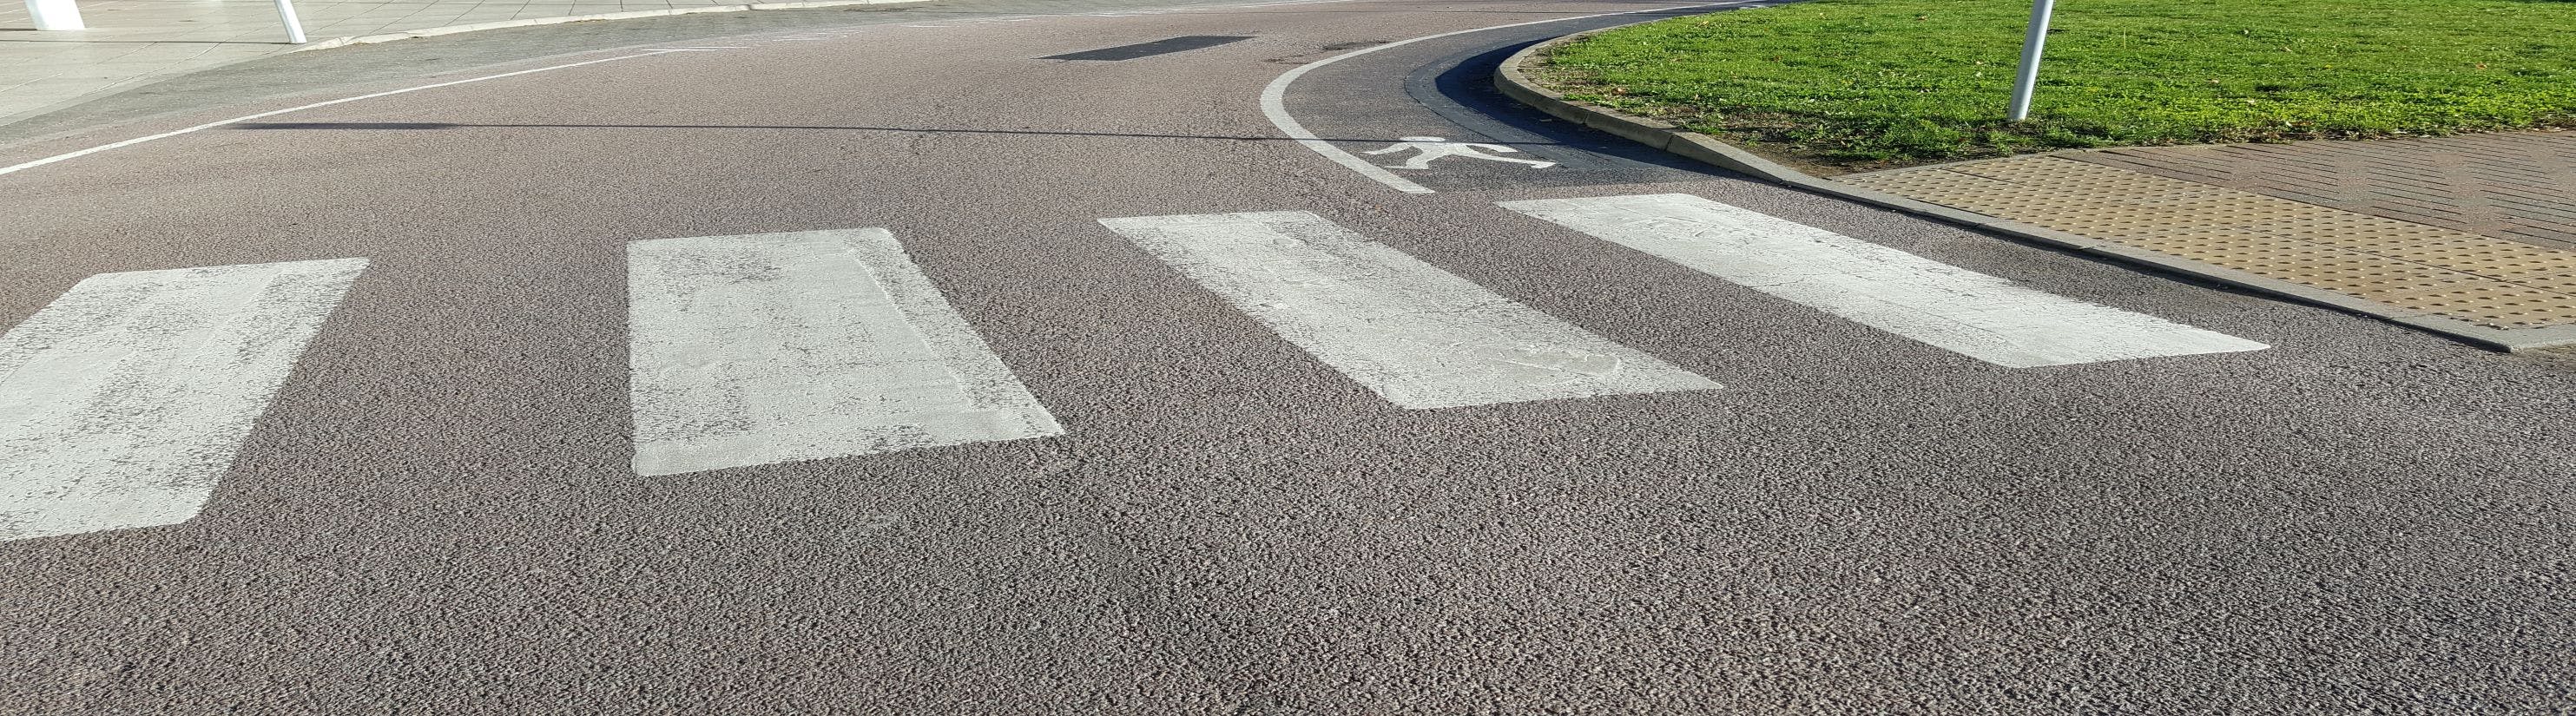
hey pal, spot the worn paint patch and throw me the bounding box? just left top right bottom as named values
left=0, top=258, right=366, bottom=541
left=626, top=229, right=1060, bottom=476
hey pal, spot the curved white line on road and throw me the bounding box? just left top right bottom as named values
left=1257, top=0, right=1756, bottom=194
left=0, top=51, right=682, bottom=179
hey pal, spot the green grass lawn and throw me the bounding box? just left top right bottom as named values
left=1536, top=0, right=2576, bottom=169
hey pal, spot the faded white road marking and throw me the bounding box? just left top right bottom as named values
left=1502, top=194, right=2269, bottom=367
left=0, top=259, right=366, bottom=542
left=0, top=51, right=685, bottom=179
left=1256, top=0, right=1757, bottom=194
left=1100, top=211, right=1718, bottom=409
left=627, top=229, right=1059, bottom=476
left=1363, top=136, right=1556, bottom=169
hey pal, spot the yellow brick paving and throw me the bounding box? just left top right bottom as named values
left=1842, top=155, right=2576, bottom=330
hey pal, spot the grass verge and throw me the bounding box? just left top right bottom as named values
left=1535, top=0, right=2576, bottom=170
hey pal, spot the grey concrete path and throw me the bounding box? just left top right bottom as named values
left=2, top=0, right=2572, bottom=713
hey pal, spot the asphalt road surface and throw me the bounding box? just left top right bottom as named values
left=3, top=0, right=2573, bottom=713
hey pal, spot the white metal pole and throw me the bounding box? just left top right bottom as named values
left=273, top=0, right=308, bottom=44
left=2007, top=0, right=2056, bottom=122
left=26, top=0, right=87, bottom=30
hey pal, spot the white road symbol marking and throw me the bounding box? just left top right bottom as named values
left=1362, top=136, right=1557, bottom=170
left=1256, top=0, right=1760, bottom=194
left=0, top=258, right=367, bottom=542
left=626, top=229, right=1061, bottom=476
left=1099, top=211, right=1719, bottom=409
left=1502, top=194, right=2270, bottom=367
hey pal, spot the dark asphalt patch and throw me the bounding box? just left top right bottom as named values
left=1041, top=35, right=1250, bottom=61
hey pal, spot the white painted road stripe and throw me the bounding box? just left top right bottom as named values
left=1101, top=211, right=1719, bottom=409
left=1501, top=194, right=2270, bottom=367
left=626, top=230, right=1061, bottom=476
left=0, top=51, right=679, bottom=179
left=0, top=259, right=366, bottom=542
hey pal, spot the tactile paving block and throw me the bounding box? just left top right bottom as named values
left=2382, top=284, right=2576, bottom=328
left=2520, top=273, right=2576, bottom=295
left=2072, top=131, right=2576, bottom=253
left=1842, top=156, right=2576, bottom=329
left=2374, top=241, right=2576, bottom=280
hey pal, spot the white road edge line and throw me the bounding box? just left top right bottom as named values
left=626, top=229, right=1062, bottom=476
left=1257, top=0, right=1756, bottom=194
left=0, top=258, right=368, bottom=542
left=0, top=50, right=685, bottom=179
left=1502, top=194, right=2271, bottom=367
left=1100, top=211, right=1719, bottom=409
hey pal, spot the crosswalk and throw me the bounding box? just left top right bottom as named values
left=0, top=194, right=2268, bottom=541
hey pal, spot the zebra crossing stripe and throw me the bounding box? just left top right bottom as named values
left=0, top=258, right=367, bottom=542
left=1099, top=211, right=1720, bottom=409
left=1500, top=194, right=2269, bottom=367
left=626, top=229, right=1061, bottom=476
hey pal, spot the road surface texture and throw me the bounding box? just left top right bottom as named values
left=3, top=0, right=2572, bottom=713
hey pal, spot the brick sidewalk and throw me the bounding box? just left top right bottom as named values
left=1841, top=131, right=2576, bottom=348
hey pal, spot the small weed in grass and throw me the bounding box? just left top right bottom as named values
left=1537, top=0, right=2576, bottom=170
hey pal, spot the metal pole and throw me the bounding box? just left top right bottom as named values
left=25, top=0, right=87, bottom=30
left=273, top=0, right=308, bottom=44
left=2006, top=0, right=2056, bottom=122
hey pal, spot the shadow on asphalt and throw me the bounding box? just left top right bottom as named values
left=1414, top=36, right=1724, bottom=175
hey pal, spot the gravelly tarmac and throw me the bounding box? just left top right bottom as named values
left=3, top=0, right=2573, bottom=713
